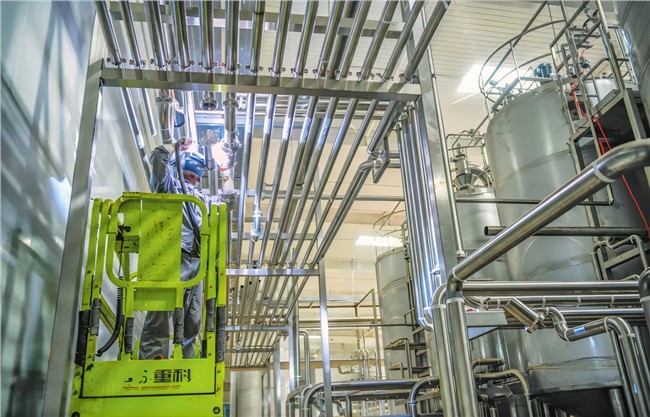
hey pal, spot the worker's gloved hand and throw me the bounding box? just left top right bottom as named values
left=178, top=137, right=193, bottom=152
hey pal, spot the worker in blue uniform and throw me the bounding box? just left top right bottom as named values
left=139, top=137, right=216, bottom=359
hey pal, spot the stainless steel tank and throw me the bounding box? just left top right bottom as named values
left=616, top=1, right=650, bottom=122
left=484, top=82, right=620, bottom=416
left=376, top=248, right=414, bottom=380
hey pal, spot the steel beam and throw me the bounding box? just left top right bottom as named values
left=226, top=269, right=319, bottom=277
left=101, top=68, right=421, bottom=101
left=42, top=60, right=104, bottom=417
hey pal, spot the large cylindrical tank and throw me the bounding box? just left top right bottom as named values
left=616, top=1, right=650, bottom=122
left=456, top=187, right=511, bottom=281
left=484, top=82, right=620, bottom=416
left=229, top=370, right=264, bottom=417
left=376, top=248, right=413, bottom=379
left=486, top=82, right=595, bottom=281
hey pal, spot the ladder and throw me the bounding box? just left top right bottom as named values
left=69, top=192, right=227, bottom=417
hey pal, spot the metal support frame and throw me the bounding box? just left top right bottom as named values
left=101, top=68, right=421, bottom=101
left=41, top=59, right=104, bottom=417
left=318, top=259, right=333, bottom=417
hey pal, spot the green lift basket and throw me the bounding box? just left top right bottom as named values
left=69, top=192, right=227, bottom=417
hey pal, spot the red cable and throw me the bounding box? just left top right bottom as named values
left=570, top=88, right=650, bottom=240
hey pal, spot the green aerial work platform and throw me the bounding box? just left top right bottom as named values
left=69, top=192, right=227, bottom=417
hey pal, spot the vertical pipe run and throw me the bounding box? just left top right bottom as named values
left=225, top=0, right=239, bottom=74
left=447, top=298, right=479, bottom=417
left=250, top=1, right=266, bottom=73
left=200, top=1, right=214, bottom=70
left=267, top=0, right=322, bottom=265
left=271, top=1, right=292, bottom=76
left=144, top=0, right=167, bottom=68
left=95, top=1, right=122, bottom=66
left=382, top=1, right=424, bottom=81
left=119, top=0, right=143, bottom=67
left=171, top=1, right=191, bottom=69
left=318, top=261, right=333, bottom=417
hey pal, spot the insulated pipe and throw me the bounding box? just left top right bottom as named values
left=95, top=1, right=123, bottom=66
left=200, top=1, right=214, bottom=70
left=545, top=308, right=650, bottom=416
left=639, top=267, right=650, bottom=327
left=449, top=140, right=650, bottom=293
left=485, top=226, right=649, bottom=237
left=171, top=1, right=191, bottom=69
left=144, top=0, right=167, bottom=68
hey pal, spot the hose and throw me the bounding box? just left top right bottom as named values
left=96, top=288, right=124, bottom=357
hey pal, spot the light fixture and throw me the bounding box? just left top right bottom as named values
left=355, top=235, right=402, bottom=248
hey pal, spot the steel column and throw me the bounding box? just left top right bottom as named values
left=41, top=59, right=104, bottom=417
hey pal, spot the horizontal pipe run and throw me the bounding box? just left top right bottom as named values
left=226, top=269, right=319, bottom=277
left=450, top=140, right=650, bottom=295
left=469, top=294, right=640, bottom=308
left=485, top=226, right=648, bottom=237
left=461, top=281, right=640, bottom=297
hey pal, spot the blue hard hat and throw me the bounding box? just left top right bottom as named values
left=180, top=151, right=206, bottom=178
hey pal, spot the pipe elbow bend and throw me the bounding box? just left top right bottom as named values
left=639, top=267, right=650, bottom=299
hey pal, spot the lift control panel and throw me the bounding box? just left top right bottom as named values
left=69, top=193, right=227, bottom=417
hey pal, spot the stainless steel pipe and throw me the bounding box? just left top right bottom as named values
left=273, top=0, right=368, bottom=266
left=171, top=1, right=190, bottom=69
left=119, top=0, right=143, bottom=67
left=225, top=0, right=239, bottom=73
left=450, top=140, right=650, bottom=293
left=640, top=267, right=650, bottom=327
left=485, top=226, right=649, bottom=237
left=200, top=1, right=214, bottom=70
left=95, top=1, right=122, bottom=66
left=462, top=280, right=640, bottom=297
left=545, top=308, right=650, bottom=416
left=144, top=0, right=167, bottom=68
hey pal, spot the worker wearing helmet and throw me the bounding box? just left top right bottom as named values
left=139, top=137, right=216, bottom=360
